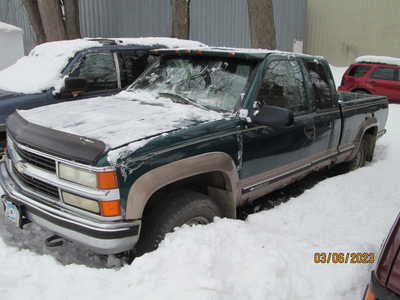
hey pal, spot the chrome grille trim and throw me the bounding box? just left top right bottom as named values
left=6, top=136, right=123, bottom=222
left=14, top=145, right=56, bottom=172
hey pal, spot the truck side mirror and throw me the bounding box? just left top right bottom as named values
left=252, top=105, right=294, bottom=127
left=64, top=78, right=88, bottom=94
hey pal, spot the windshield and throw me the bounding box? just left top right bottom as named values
left=128, top=56, right=255, bottom=112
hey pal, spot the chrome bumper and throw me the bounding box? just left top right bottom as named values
left=0, top=161, right=140, bottom=254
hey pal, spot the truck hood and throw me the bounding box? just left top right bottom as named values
left=16, top=90, right=223, bottom=160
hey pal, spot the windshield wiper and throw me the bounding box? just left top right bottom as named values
left=158, top=92, right=209, bottom=111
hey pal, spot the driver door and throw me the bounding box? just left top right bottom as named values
left=240, top=56, right=316, bottom=192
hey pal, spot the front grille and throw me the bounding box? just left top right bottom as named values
left=14, top=146, right=56, bottom=172
left=13, top=166, right=59, bottom=199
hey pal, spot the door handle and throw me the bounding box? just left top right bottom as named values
left=369, top=81, right=377, bottom=84
left=304, top=127, right=316, bottom=139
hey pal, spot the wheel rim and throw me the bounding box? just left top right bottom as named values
left=185, top=216, right=210, bottom=226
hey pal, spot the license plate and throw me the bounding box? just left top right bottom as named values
left=4, top=200, right=21, bottom=227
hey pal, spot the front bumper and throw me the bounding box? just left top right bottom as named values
left=0, top=161, right=140, bottom=254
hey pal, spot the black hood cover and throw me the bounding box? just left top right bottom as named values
left=7, top=112, right=108, bottom=165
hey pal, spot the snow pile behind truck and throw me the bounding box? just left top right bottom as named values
left=0, top=22, right=24, bottom=71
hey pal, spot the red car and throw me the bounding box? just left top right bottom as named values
left=339, top=56, right=400, bottom=102
left=364, top=213, right=400, bottom=300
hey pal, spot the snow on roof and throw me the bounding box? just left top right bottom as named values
left=0, top=21, right=22, bottom=33
left=0, top=37, right=204, bottom=94
left=356, top=55, right=400, bottom=66
left=110, top=37, right=206, bottom=48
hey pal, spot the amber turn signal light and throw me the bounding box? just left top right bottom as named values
left=97, top=171, right=118, bottom=189
left=100, top=200, right=121, bottom=217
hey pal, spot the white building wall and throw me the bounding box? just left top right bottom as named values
left=306, top=0, right=400, bottom=66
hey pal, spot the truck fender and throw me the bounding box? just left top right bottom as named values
left=125, top=152, right=240, bottom=220
left=350, top=117, right=378, bottom=159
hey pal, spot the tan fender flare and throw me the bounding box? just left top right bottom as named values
left=125, top=152, right=240, bottom=220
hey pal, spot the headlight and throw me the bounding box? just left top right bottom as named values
left=62, top=191, right=100, bottom=214
left=59, top=163, right=97, bottom=188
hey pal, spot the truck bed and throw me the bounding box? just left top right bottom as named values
left=337, top=91, right=388, bottom=149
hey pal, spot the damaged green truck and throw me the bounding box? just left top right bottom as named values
left=0, top=47, right=388, bottom=256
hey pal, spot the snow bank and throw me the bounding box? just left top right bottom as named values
left=0, top=105, right=398, bottom=299
left=18, top=90, right=223, bottom=155
left=330, top=65, right=347, bottom=87
left=0, top=39, right=102, bottom=94
left=356, top=55, right=400, bottom=66
left=0, top=21, right=22, bottom=33
left=0, top=22, right=24, bottom=71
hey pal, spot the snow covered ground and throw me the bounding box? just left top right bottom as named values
left=330, top=65, right=347, bottom=87
left=0, top=68, right=398, bottom=299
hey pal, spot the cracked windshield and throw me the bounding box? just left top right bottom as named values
left=130, top=56, right=255, bottom=112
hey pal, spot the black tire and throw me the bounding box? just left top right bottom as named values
left=136, top=190, right=221, bottom=256
left=345, top=138, right=368, bottom=171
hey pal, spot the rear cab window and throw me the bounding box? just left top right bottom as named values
left=303, top=60, right=335, bottom=110
left=348, top=65, right=371, bottom=77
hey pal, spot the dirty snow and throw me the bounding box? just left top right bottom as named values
left=18, top=90, right=223, bottom=152
left=0, top=67, right=399, bottom=299
left=356, top=55, right=400, bottom=66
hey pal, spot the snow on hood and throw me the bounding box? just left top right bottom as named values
left=0, top=39, right=102, bottom=94
left=18, top=90, right=224, bottom=158
left=356, top=55, right=400, bottom=66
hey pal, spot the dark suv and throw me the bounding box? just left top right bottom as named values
left=0, top=37, right=205, bottom=151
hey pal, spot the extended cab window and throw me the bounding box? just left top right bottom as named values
left=370, top=67, right=397, bottom=81
left=69, top=52, right=117, bottom=91
left=348, top=65, right=371, bottom=77
left=118, top=51, right=157, bottom=88
left=304, top=61, right=334, bottom=110
left=258, top=59, right=308, bottom=113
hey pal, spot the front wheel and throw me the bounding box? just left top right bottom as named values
left=135, top=190, right=221, bottom=256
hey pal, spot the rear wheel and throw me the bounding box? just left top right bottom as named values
left=344, top=138, right=368, bottom=171
left=135, top=190, right=221, bottom=256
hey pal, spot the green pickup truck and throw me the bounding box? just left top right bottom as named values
left=0, top=47, right=388, bottom=257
